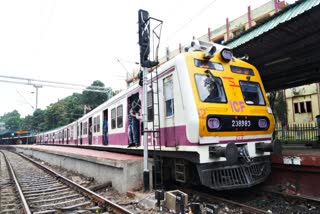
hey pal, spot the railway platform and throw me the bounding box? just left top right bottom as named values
left=11, top=145, right=151, bottom=193
left=269, top=143, right=320, bottom=198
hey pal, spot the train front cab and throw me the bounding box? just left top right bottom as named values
left=185, top=43, right=281, bottom=190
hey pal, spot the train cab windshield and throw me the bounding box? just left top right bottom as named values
left=240, top=81, right=265, bottom=105
left=195, top=74, right=227, bottom=103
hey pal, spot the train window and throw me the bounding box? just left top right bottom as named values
left=96, top=115, right=100, bottom=132
left=83, top=122, right=88, bottom=135
left=111, top=108, right=116, bottom=129
left=93, top=116, right=101, bottom=133
left=93, top=117, right=97, bottom=133
left=239, top=81, right=265, bottom=105
left=230, top=66, right=254, bottom=76
left=194, top=59, right=223, bottom=71
left=195, top=74, right=227, bottom=103
left=70, top=128, right=73, bottom=139
left=164, top=75, right=174, bottom=117
left=117, top=105, right=123, bottom=128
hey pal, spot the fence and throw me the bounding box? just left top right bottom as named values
left=274, top=123, right=319, bottom=144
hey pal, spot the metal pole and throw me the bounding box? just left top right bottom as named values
left=34, top=84, right=42, bottom=110
left=36, top=86, right=39, bottom=109
left=143, top=67, right=150, bottom=191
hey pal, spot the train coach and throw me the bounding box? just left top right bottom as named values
left=35, top=40, right=280, bottom=190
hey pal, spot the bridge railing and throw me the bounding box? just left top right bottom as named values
left=274, top=123, right=319, bottom=144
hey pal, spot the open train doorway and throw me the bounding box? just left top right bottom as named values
left=62, top=130, right=64, bottom=144
left=127, top=93, right=141, bottom=147
left=103, top=109, right=108, bottom=145
left=89, top=117, right=92, bottom=145
left=66, top=128, right=69, bottom=144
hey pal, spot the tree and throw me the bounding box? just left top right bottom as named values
left=274, top=90, right=287, bottom=125
left=1, top=80, right=115, bottom=132
left=20, top=115, right=33, bottom=130
left=45, top=101, right=69, bottom=130
left=32, top=109, right=46, bottom=132
left=81, top=80, right=112, bottom=111
left=0, top=110, right=21, bottom=130
left=268, top=90, right=287, bottom=125
left=64, top=93, right=84, bottom=123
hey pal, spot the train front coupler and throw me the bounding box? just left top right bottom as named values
left=209, top=143, right=239, bottom=164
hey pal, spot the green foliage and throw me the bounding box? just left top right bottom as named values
left=268, top=90, right=287, bottom=125
left=45, top=101, right=69, bottom=130
left=81, top=80, right=112, bottom=111
left=0, top=110, right=21, bottom=130
left=31, top=109, right=46, bottom=132
left=0, top=80, right=115, bottom=133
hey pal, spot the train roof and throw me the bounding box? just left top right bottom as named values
left=37, top=40, right=234, bottom=135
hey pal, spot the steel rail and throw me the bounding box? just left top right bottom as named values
left=182, top=188, right=270, bottom=214
left=18, top=152, right=133, bottom=214
left=262, top=188, right=320, bottom=203
left=0, top=151, right=31, bottom=214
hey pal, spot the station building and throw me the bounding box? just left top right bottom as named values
left=285, top=84, right=320, bottom=125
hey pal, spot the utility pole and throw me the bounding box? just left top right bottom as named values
left=33, top=84, right=42, bottom=110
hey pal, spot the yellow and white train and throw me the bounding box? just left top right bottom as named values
left=35, top=40, right=280, bottom=190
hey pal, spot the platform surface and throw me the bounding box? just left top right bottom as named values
left=15, top=145, right=143, bottom=161
left=273, top=144, right=320, bottom=166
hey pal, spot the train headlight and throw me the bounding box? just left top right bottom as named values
left=207, top=117, right=221, bottom=129
left=220, top=48, right=233, bottom=61
left=258, top=119, right=268, bottom=129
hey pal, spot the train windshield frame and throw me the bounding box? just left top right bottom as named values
left=195, top=74, right=227, bottom=103
left=239, top=81, right=265, bottom=105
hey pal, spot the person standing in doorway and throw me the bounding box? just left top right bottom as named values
left=131, top=100, right=141, bottom=147
left=128, top=107, right=135, bottom=147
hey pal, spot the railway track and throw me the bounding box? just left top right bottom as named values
left=0, top=151, right=23, bottom=213
left=182, top=187, right=320, bottom=214
left=182, top=188, right=269, bottom=214
left=0, top=150, right=133, bottom=214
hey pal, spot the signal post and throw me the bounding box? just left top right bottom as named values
left=138, top=9, right=162, bottom=191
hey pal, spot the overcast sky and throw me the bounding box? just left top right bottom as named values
left=0, top=0, right=295, bottom=117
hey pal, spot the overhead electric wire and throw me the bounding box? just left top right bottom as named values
left=16, top=90, right=35, bottom=109
left=0, top=74, right=109, bottom=91
left=0, top=79, right=112, bottom=94
left=115, top=57, right=132, bottom=75
left=163, top=0, right=218, bottom=45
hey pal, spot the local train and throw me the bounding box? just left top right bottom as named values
left=34, top=40, right=280, bottom=190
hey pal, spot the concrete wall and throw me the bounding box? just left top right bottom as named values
left=15, top=147, right=151, bottom=193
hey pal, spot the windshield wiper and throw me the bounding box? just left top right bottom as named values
left=205, top=69, right=221, bottom=86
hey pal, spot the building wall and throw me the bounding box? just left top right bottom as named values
left=285, top=83, right=320, bottom=125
